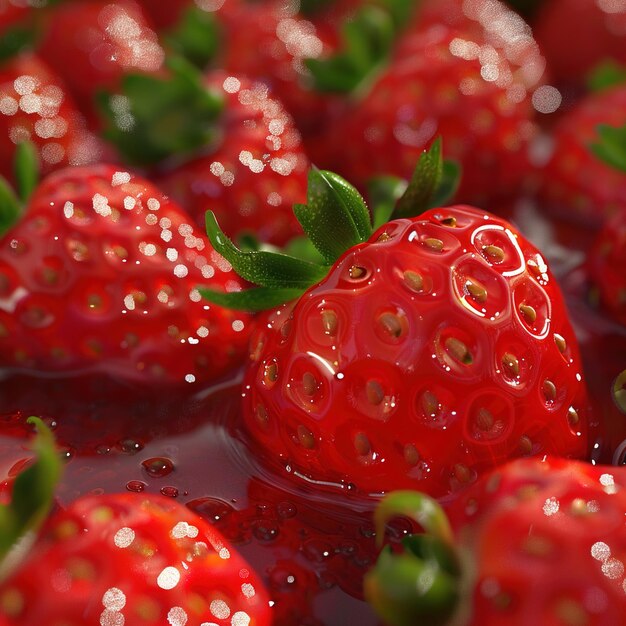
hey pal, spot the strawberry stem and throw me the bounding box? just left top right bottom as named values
left=365, top=491, right=461, bottom=626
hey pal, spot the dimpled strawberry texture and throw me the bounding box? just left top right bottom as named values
left=0, top=493, right=272, bottom=626
left=446, top=458, right=626, bottom=625
left=243, top=206, right=590, bottom=498
left=315, top=0, right=545, bottom=205
left=0, top=164, right=252, bottom=386
left=158, top=71, right=308, bottom=246
left=0, top=54, right=103, bottom=183
left=536, top=85, right=626, bottom=225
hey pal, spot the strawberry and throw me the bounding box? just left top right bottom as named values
left=36, top=0, right=165, bottom=125
left=201, top=143, right=591, bottom=499
left=0, top=162, right=252, bottom=386
left=99, top=59, right=308, bottom=245
left=534, top=0, right=626, bottom=89
left=0, top=53, right=103, bottom=184
left=533, top=84, right=626, bottom=225
left=312, top=0, right=546, bottom=206
left=366, top=457, right=626, bottom=625
left=0, top=420, right=272, bottom=626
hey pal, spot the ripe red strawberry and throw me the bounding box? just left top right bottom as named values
left=201, top=145, right=590, bottom=499
left=36, top=0, right=164, bottom=125
left=533, top=84, right=626, bottom=225
left=534, top=0, right=626, bottom=88
left=0, top=53, right=104, bottom=184
left=366, top=457, right=626, bottom=626
left=156, top=70, right=309, bottom=245
left=0, top=163, right=252, bottom=386
left=312, top=0, right=546, bottom=206
left=0, top=422, right=272, bottom=626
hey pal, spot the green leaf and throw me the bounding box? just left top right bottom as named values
left=306, top=5, right=395, bottom=93
left=294, top=168, right=372, bottom=264
left=0, top=176, right=21, bottom=238
left=368, top=175, right=407, bottom=229
left=393, top=138, right=444, bottom=218
left=591, top=123, right=626, bottom=173
left=282, top=235, right=327, bottom=265
left=205, top=211, right=328, bottom=288
left=0, top=417, right=61, bottom=560
left=431, top=159, right=461, bottom=208
left=164, top=5, right=221, bottom=69
left=587, top=61, right=626, bottom=93
left=0, top=26, right=35, bottom=62
left=199, top=285, right=303, bottom=311
left=14, top=142, right=40, bottom=204
left=98, top=56, right=223, bottom=165
left=299, top=0, right=335, bottom=17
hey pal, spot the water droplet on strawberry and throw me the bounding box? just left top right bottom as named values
left=160, top=486, right=179, bottom=498
left=126, top=480, right=146, bottom=492
left=141, top=457, right=174, bottom=478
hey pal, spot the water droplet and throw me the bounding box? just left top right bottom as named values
left=142, top=457, right=174, bottom=478
left=126, top=480, right=146, bottom=493
left=160, top=486, right=179, bottom=498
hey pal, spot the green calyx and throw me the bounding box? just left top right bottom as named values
left=200, top=138, right=460, bottom=311
left=0, top=142, right=40, bottom=239
left=364, top=491, right=462, bottom=626
left=590, top=123, right=626, bottom=173
left=0, top=417, right=62, bottom=570
left=98, top=56, right=223, bottom=166
left=587, top=61, right=626, bottom=93
left=305, top=0, right=417, bottom=94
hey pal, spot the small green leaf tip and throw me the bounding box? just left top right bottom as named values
left=98, top=56, right=223, bottom=165
left=14, top=141, right=40, bottom=204
left=0, top=417, right=62, bottom=562
left=591, top=123, right=626, bottom=173
left=294, top=168, right=372, bottom=263
left=365, top=491, right=461, bottom=626
left=165, top=5, right=221, bottom=69
left=587, top=61, right=626, bottom=93
left=0, top=176, right=21, bottom=239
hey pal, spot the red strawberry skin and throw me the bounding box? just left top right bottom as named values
left=534, top=85, right=626, bottom=226
left=0, top=54, right=104, bottom=183
left=242, top=206, right=590, bottom=498
left=534, top=0, right=626, bottom=88
left=36, top=0, right=164, bottom=125
left=313, top=0, right=544, bottom=205
left=0, top=493, right=272, bottom=625
left=159, top=71, right=308, bottom=245
left=0, top=164, right=252, bottom=386
left=446, top=458, right=626, bottom=625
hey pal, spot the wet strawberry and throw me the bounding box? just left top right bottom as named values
left=312, top=0, right=546, bottom=205
left=37, top=0, right=164, bottom=125
left=534, top=0, right=626, bottom=89
left=533, top=84, right=626, bottom=225
left=0, top=53, right=103, bottom=184
left=202, top=146, right=590, bottom=499
left=0, top=163, right=252, bottom=386
left=157, top=71, right=308, bottom=245
left=366, top=457, right=626, bottom=625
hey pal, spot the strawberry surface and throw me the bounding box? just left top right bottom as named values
left=239, top=205, right=590, bottom=497
left=312, top=0, right=545, bottom=205
left=533, top=85, right=626, bottom=225
left=0, top=53, right=103, bottom=183
left=0, top=492, right=272, bottom=625
left=37, top=0, right=164, bottom=125
left=158, top=71, right=308, bottom=245
left=0, top=163, right=252, bottom=386
left=367, top=457, right=626, bottom=625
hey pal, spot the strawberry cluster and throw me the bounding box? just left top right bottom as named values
left=0, top=1, right=623, bottom=625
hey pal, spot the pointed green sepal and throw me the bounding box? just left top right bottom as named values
left=305, top=5, right=395, bottom=93
left=98, top=56, right=223, bottom=165
left=205, top=211, right=328, bottom=289
left=393, top=138, right=446, bottom=218
left=199, top=286, right=304, bottom=312
left=591, top=123, right=626, bottom=173
left=368, top=175, right=408, bottom=230
left=294, top=168, right=372, bottom=264
left=164, top=5, right=221, bottom=69
left=0, top=417, right=62, bottom=560
left=14, top=141, right=40, bottom=204
left=365, top=490, right=462, bottom=626
left=0, top=176, right=21, bottom=239
left=364, top=535, right=461, bottom=626
left=587, top=61, right=626, bottom=93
